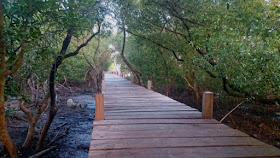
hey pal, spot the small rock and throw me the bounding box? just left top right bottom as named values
left=67, top=99, right=76, bottom=108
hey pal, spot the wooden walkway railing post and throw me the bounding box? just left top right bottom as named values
left=202, top=91, right=214, bottom=119
left=147, top=80, right=152, bottom=90
left=95, top=72, right=105, bottom=121
left=95, top=93, right=104, bottom=121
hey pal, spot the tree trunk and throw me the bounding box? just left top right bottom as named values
left=193, top=82, right=200, bottom=104
left=0, top=77, right=17, bottom=158
left=96, top=72, right=101, bottom=93
left=183, top=75, right=200, bottom=104
left=158, top=49, right=170, bottom=97
left=166, top=79, right=170, bottom=97
left=36, top=24, right=100, bottom=150
left=36, top=107, right=57, bottom=151
left=36, top=61, right=59, bottom=151
left=0, top=1, right=17, bottom=156
left=22, top=92, right=49, bottom=148
left=22, top=119, right=36, bottom=148
left=121, top=26, right=142, bottom=86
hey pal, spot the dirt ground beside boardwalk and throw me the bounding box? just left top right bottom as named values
left=1, top=82, right=95, bottom=158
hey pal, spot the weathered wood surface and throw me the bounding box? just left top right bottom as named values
left=89, top=73, right=280, bottom=158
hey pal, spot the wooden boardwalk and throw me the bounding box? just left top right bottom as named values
left=89, top=73, right=280, bottom=158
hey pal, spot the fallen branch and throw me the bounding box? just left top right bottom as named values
left=8, top=124, right=27, bottom=128
left=48, top=126, right=70, bottom=145
left=54, top=122, right=68, bottom=130
left=28, top=146, right=56, bottom=158
left=14, top=114, right=28, bottom=122
left=220, top=101, right=244, bottom=123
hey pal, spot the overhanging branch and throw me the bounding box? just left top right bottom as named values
left=126, top=29, right=184, bottom=62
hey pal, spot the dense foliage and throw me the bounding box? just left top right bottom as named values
left=110, top=0, right=280, bottom=103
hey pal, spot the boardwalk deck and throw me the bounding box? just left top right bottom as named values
left=89, top=73, right=280, bottom=158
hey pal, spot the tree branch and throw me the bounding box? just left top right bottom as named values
left=64, top=21, right=101, bottom=59
left=126, top=29, right=184, bottom=62
left=3, top=2, right=31, bottom=77
left=20, top=102, right=32, bottom=122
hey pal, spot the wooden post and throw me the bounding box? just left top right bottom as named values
left=102, top=80, right=105, bottom=92
left=131, top=75, right=134, bottom=83
left=95, top=93, right=104, bottom=121
left=202, top=91, right=214, bottom=119
left=147, top=80, right=152, bottom=90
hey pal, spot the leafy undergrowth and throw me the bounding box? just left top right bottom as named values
left=0, top=81, right=95, bottom=158
left=156, top=87, right=280, bottom=149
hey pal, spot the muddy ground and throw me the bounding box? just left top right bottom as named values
left=0, top=82, right=95, bottom=158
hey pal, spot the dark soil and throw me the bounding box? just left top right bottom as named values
left=0, top=81, right=95, bottom=158
left=156, top=86, right=280, bottom=149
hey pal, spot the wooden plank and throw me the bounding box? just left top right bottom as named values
left=104, top=93, right=165, bottom=96
left=104, top=113, right=202, bottom=119
left=105, top=100, right=179, bottom=103
left=104, top=107, right=196, bottom=111
left=93, top=123, right=237, bottom=131
left=91, top=128, right=248, bottom=139
left=104, top=104, right=189, bottom=108
left=105, top=111, right=201, bottom=116
left=104, top=104, right=192, bottom=107
left=104, top=109, right=197, bottom=113
left=93, top=119, right=219, bottom=126
left=90, top=137, right=266, bottom=150
left=104, top=103, right=187, bottom=106
left=89, top=146, right=280, bottom=158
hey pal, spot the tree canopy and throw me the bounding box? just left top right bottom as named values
left=109, top=0, right=280, bottom=103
